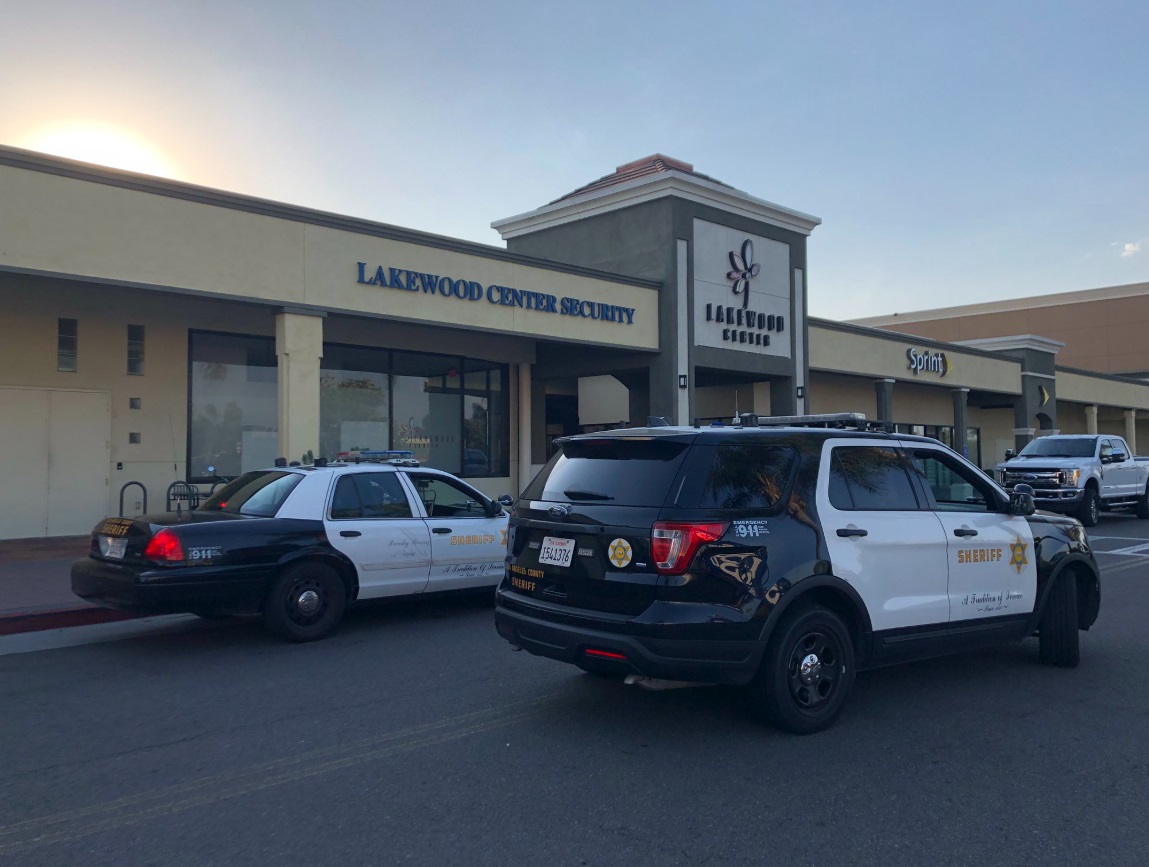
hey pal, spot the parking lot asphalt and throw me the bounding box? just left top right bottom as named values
left=1, top=513, right=1147, bottom=866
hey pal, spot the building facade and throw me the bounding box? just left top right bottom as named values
left=3, top=145, right=1149, bottom=539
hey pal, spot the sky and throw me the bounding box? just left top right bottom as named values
left=1, top=0, right=1146, bottom=320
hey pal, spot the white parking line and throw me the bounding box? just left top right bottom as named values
left=1097, top=544, right=1149, bottom=556
left=1089, top=536, right=1149, bottom=542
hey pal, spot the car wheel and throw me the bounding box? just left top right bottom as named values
left=1039, top=573, right=1080, bottom=667
left=262, top=562, right=347, bottom=642
left=1135, top=484, right=1149, bottom=519
left=750, top=605, right=855, bottom=734
left=1077, top=487, right=1100, bottom=527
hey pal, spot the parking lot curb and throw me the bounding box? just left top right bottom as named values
left=0, top=605, right=135, bottom=637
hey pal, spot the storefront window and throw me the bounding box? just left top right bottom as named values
left=895, top=423, right=982, bottom=468
left=188, top=331, right=278, bottom=481
left=319, top=344, right=510, bottom=477
left=320, top=345, right=390, bottom=460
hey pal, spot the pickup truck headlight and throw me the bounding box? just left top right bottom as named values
left=996, top=469, right=1006, bottom=485
left=1062, top=469, right=1081, bottom=486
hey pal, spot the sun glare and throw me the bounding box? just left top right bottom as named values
left=23, top=125, right=180, bottom=179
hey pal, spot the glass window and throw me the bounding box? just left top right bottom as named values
left=829, top=446, right=920, bottom=511
left=329, top=473, right=413, bottom=519
left=906, top=449, right=998, bottom=512
left=127, top=324, right=145, bottom=375
left=392, top=352, right=462, bottom=474
left=404, top=473, right=489, bottom=518
left=461, top=359, right=510, bottom=477
left=198, top=471, right=302, bottom=517
left=320, top=345, right=390, bottom=461
left=57, top=318, right=77, bottom=372
left=1018, top=436, right=1097, bottom=458
left=675, top=444, right=796, bottom=510
left=189, top=332, right=278, bottom=481
left=524, top=438, right=690, bottom=508
left=1099, top=439, right=1113, bottom=460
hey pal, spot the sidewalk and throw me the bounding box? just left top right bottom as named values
left=0, top=536, right=134, bottom=636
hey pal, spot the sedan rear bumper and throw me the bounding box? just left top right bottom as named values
left=71, top=558, right=269, bottom=616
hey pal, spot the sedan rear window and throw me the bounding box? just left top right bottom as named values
left=198, top=471, right=303, bottom=517
left=523, top=438, right=690, bottom=507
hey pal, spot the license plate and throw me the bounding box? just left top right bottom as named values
left=99, top=536, right=127, bottom=559
left=538, top=536, right=575, bottom=568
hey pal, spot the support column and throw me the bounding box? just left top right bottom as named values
left=1125, top=409, right=1137, bottom=455
left=952, top=388, right=970, bottom=459
left=1085, top=404, right=1099, bottom=435
left=275, top=310, right=323, bottom=464
left=874, top=379, right=895, bottom=427
left=517, top=363, right=532, bottom=494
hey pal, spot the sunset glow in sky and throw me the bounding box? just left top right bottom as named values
left=1, top=0, right=1146, bottom=320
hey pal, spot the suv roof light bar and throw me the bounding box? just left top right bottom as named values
left=733, top=412, right=894, bottom=432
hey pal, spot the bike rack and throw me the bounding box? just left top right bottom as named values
left=118, top=481, right=147, bottom=517
left=165, top=481, right=201, bottom=511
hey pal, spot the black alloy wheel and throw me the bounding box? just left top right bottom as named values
left=263, top=562, right=347, bottom=642
left=751, top=605, right=855, bottom=734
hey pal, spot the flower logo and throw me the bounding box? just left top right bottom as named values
left=727, top=240, right=760, bottom=309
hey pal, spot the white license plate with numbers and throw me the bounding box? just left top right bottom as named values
left=100, top=536, right=126, bottom=559
left=538, top=537, right=575, bottom=568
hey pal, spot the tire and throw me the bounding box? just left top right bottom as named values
left=1076, top=486, right=1100, bottom=527
left=262, top=562, right=347, bottom=642
left=749, top=605, right=856, bottom=734
left=1039, top=572, right=1080, bottom=667
left=1135, top=484, right=1149, bottom=519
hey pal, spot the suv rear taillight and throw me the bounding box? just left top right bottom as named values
left=651, top=521, right=728, bottom=575
left=143, top=529, right=185, bottom=564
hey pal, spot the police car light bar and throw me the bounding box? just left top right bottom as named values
left=334, top=449, right=420, bottom=466
left=737, top=412, right=893, bottom=432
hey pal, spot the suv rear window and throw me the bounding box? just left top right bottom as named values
left=198, top=471, right=303, bottom=517
left=674, top=444, right=797, bottom=509
left=523, top=438, right=690, bottom=507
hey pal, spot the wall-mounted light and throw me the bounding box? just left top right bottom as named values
left=678, top=374, right=688, bottom=389
left=796, top=386, right=806, bottom=398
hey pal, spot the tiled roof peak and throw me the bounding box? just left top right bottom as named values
left=550, top=154, right=731, bottom=204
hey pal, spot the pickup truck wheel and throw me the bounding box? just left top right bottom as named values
left=262, top=562, right=346, bottom=642
left=750, top=605, right=855, bottom=734
left=1135, top=485, right=1149, bottom=519
left=1039, top=572, right=1080, bottom=667
left=1077, top=487, right=1100, bottom=527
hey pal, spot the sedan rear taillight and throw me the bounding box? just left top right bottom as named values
left=651, top=521, right=728, bottom=575
left=143, top=529, right=185, bottom=564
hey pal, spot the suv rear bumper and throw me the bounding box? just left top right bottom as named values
left=495, top=596, right=764, bottom=686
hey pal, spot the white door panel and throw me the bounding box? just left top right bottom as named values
left=818, top=440, right=951, bottom=632
left=935, top=513, right=1037, bottom=622
left=424, top=518, right=508, bottom=590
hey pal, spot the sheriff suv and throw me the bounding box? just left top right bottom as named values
left=494, top=414, right=1101, bottom=734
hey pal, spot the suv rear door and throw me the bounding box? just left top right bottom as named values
left=816, top=440, right=951, bottom=631
left=509, top=434, right=693, bottom=616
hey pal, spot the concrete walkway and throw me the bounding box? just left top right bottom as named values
left=0, top=536, right=133, bottom=635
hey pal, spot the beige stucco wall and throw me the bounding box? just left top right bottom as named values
left=1055, top=370, right=1149, bottom=411
left=0, top=164, right=659, bottom=351
left=809, top=324, right=1021, bottom=393
left=808, top=373, right=878, bottom=418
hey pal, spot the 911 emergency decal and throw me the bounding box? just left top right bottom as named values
left=608, top=538, right=633, bottom=568
left=732, top=519, right=769, bottom=539
left=188, top=546, right=223, bottom=561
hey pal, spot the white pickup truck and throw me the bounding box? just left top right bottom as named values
left=995, top=434, right=1149, bottom=526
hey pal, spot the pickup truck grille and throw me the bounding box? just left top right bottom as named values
left=1003, top=469, right=1065, bottom=489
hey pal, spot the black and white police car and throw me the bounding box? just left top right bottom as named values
left=73, top=455, right=512, bottom=641
left=495, top=414, right=1102, bottom=734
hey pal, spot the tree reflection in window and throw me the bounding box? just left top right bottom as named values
left=831, top=446, right=919, bottom=511
left=699, top=445, right=796, bottom=510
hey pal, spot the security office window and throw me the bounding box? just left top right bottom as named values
left=57, top=318, right=77, bottom=372
left=188, top=331, right=278, bottom=482
left=127, top=324, right=145, bottom=375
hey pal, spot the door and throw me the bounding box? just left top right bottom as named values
left=323, top=471, right=431, bottom=599
left=817, top=442, right=951, bottom=632
left=1104, top=437, right=1138, bottom=497
left=0, top=387, right=110, bottom=539
left=903, top=445, right=1037, bottom=625
left=403, top=472, right=507, bottom=591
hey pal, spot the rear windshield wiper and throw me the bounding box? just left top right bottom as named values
left=563, top=489, right=615, bottom=501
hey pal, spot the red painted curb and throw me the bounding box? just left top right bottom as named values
left=0, top=606, right=136, bottom=636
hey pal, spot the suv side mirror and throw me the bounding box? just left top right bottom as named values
left=498, top=493, right=515, bottom=507
left=1010, top=483, right=1036, bottom=516
left=1004, top=448, right=1016, bottom=460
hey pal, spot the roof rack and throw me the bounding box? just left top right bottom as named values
left=732, top=412, right=893, bottom=432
